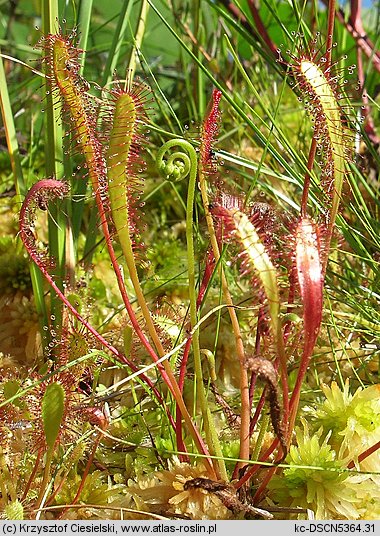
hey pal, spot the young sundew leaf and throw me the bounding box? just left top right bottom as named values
left=232, top=210, right=280, bottom=330
left=212, top=205, right=286, bottom=370
left=295, top=217, right=323, bottom=367
left=42, top=382, right=65, bottom=449
left=200, top=88, right=222, bottom=174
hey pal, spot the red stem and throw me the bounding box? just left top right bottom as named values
left=217, top=0, right=278, bottom=58
left=249, top=386, right=266, bottom=435
left=347, top=440, right=380, bottom=469
left=248, top=307, right=263, bottom=408
left=300, top=137, right=318, bottom=217
left=320, top=0, right=380, bottom=73
left=22, top=447, right=43, bottom=503
left=235, top=436, right=280, bottom=489
left=246, top=0, right=278, bottom=56
left=58, top=432, right=103, bottom=519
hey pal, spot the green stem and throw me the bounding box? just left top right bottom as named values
left=251, top=413, right=270, bottom=461
left=157, top=139, right=227, bottom=480
left=77, top=0, right=93, bottom=75
left=101, top=0, right=134, bottom=87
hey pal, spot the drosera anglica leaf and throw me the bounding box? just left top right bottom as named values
left=42, top=382, right=65, bottom=449
left=103, top=78, right=171, bottom=359
left=295, top=217, right=323, bottom=360
left=36, top=30, right=108, bottom=210
left=211, top=204, right=286, bottom=375
left=105, top=79, right=150, bottom=254
left=283, top=37, right=354, bottom=270
left=289, top=216, right=323, bottom=425
left=200, top=88, right=222, bottom=174
left=297, top=59, right=346, bottom=229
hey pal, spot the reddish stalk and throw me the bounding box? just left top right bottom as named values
left=320, top=0, right=380, bottom=73
left=249, top=311, right=269, bottom=435
left=249, top=387, right=267, bottom=436
left=22, top=447, right=44, bottom=503
left=347, top=440, right=380, bottom=469
left=325, top=0, right=336, bottom=67
left=217, top=0, right=278, bottom=58
left=235, top=437, right=280, bottom=489
left=246, top=0, right=278, bottom=56
left=300, top=137, right=317, bottom=218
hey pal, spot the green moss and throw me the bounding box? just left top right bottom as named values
left=4, top=500, right=24, bottom=520
left=0, top=238, right=31, bottom=294
left=314, top=382, right=380, bottom=450
left=269, top=420, right=360, bottom=519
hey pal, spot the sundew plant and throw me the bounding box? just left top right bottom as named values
left=0, top=0, right=379, bottom=521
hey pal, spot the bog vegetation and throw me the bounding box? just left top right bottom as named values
left=0, top=0, right=379, bottom=521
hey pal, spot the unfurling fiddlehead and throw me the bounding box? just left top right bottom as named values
left=157, top=140, right=227, bottom=479
left=156, top=139, right=195, bottom=182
